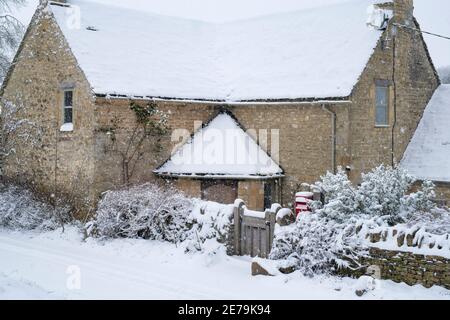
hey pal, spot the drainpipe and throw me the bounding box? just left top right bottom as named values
left=322, top=104, right=337, bottom=174
left=391, top=27, right=398, bottom=167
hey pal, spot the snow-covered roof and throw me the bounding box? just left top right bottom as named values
left=49, top=0, right=386, bottom=101
left=154, top=112, right=284, bottom=179
left=401, top=85, right=450, bottom=182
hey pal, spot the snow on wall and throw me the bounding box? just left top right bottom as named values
left=401, top=85, right=450, bottom=182
left=49, top=0, right=385, bottom=101
left=364, top=224, right=450, bottom=259
left=155, top=113, right=283, bottom=177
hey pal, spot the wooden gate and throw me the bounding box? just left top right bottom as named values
left=233, top=200, right=279, bottom=258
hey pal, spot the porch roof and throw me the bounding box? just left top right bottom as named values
left=154, top=112, right=284, bottom=179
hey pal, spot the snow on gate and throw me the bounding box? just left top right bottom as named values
left=232, top=200, right=279, bottom=258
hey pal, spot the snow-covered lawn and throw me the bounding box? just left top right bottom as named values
left=0, top=226, right=449, bottom=300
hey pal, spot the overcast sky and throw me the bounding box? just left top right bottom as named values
left=6, top=0, right=450, bottom=68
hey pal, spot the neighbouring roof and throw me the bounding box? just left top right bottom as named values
left=49, top=0, right=388, bottom=101
left=401, top=85, right=450, bottom=182
left=154, top=112, right=284, bottom=179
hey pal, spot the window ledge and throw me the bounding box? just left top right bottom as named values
left=375, top=125, right=390, bottom=128
left=60, top=123, right=74, bottom=132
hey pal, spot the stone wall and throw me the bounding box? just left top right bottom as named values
left=92, top=97, right=344, bottom=209
left=343, top=225, right=450, bottom=289
left=360, top=248, right=450, bottom=289
left=174, top=179, right=269, bottom=211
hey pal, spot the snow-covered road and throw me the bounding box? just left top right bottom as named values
left=0, top=227, right=449, bottom=300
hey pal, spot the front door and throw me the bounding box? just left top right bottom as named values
left=201, top=180, right=238, bottom=204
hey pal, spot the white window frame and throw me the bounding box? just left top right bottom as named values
left=375, top=80, right=390, bottom=127
left=61, top=89, right=74, bottom=132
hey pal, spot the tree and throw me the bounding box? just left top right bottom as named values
left=0, top=96, right=40, bottom=178
left=103, top=101, right=169, bottom=185
left=0, top=0, right=25, bottom=82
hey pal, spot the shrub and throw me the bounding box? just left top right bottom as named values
left=312, top=168, right=359, bottom=223
left=357, top=165, right=415, bottom=224
left=90, top=183, right=193, bottom=243
left=182, top=200, right=234, bottom=254
left=270, top=165, right=442, bottom=276
left=0, top=183, right=71, bottom=231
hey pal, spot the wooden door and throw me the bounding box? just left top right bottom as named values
left=201, top=180, right=238, bottom=204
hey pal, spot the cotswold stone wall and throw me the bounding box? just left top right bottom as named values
left=93, top=97, right=344, bottom=209
left=345, top=226, right=450, bottom=289
left=361, top=248, right=450, bottom=289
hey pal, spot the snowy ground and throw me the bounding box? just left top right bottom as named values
left=0, top=226, right=449, bottom=300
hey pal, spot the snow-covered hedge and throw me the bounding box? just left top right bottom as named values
left=88, top=183, right=234, bottom=256
left=182, top=200, right=233, bottom=255
left=0, top=183, right=72, bottom=231
left=270, top=165, right=447, bottom=276
left=89, top=183, right=193, bottom=243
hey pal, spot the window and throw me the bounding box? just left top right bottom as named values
left=375, top=84, right=389, bottom=126
left=63, top=90, right=73, bottom=124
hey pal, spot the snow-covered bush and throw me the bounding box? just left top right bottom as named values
left=270, top=213, right=372, bottom=277
left=182, top=200, right=233, bottom=255
left=90, top=183, right=193, bottom=243
left=313, top=165, right=428, bottom=224
left=312, top=168, right=359, bottom=223
left=0, top=183, right=71, bottom=230
left=270, top=165, right=442, bottom=276
left=402, top=180, right=437, bottom=217
left=357, top=165, right=415, bottom=224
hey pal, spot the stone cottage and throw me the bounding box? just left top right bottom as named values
left=0, top=0, right=441, bottom=213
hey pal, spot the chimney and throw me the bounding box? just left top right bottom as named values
left=393, top=0, right=414, bottom=25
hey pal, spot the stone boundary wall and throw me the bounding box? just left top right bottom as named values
left=359, top=248, right=450, bottom=289
left=342, top=227, right=450, bottom=289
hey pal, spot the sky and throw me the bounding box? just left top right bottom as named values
left=5, top=0, right=450, bottom=69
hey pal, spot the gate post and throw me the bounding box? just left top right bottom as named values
left=264, top=207, right=277, bottom=258
left=233, top=199, right=245, bottom=256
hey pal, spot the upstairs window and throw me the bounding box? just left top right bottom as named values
left=375, top=82, right=389, bottom=126
left=64, top=90, right=73, bottom=124
left=61, top=90, right=74, bottom=132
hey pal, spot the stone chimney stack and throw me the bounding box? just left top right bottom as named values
left=393, top=0, right=414, bottom=25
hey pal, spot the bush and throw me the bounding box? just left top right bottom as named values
left=182, top=200, right=234, bottom=254
left=313, top=165, right=423, bottom=224
left=0, top=183, right=72, bottom=231
left=90, top=183, right=193, bottom=243
left=312, top=168, right=359, bottom=223
left=357, top=165, right=415, bottom=224
left=270, top=165, right=441, bottom=276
